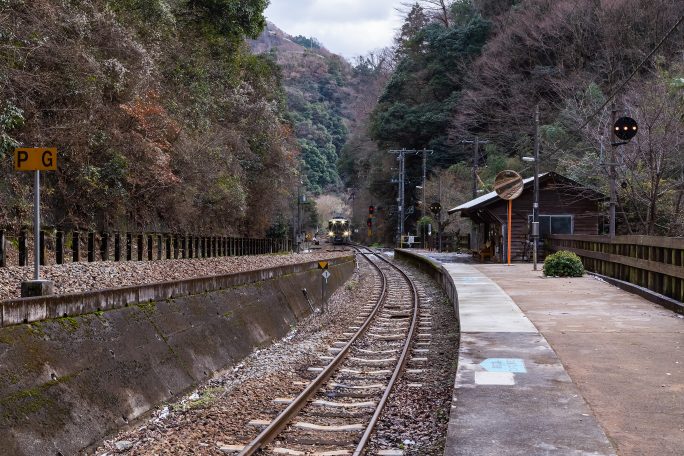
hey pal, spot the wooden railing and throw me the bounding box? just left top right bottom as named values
left=0, top=229, right=293, bottom=267
left=549, top=235, right=684, bottom=303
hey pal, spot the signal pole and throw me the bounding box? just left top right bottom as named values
left=532, top=105, right=540, bottom=270
left=609, top=107, right=617, bottom=238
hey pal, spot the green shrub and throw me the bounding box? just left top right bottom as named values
left=543, top=250, right=584, bottom=277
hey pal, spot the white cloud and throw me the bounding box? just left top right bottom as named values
left=265, top=0, right=403, bottom=58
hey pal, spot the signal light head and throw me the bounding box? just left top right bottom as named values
left=613, top=116, right=638, bottom=141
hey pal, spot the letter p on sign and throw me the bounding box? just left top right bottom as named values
left=14, top=148, right=58, bottom=171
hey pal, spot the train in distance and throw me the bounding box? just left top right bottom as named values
left=327, top=216, right=351, bottom=245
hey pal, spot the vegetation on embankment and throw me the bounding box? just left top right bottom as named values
left=1, top=0, right=297, bottom=235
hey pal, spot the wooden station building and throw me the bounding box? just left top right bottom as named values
left=448, top=172, right=606, bottom=262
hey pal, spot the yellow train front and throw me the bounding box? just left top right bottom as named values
left=327, top=217, right=351, bottom=245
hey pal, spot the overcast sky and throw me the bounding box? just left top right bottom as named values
left=265, top=0, right=403, bottom=59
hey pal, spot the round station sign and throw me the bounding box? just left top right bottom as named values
left=494, top=170, right=524, bottom=200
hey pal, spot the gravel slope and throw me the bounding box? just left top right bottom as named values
left=0, top=250, right=351, bottom=300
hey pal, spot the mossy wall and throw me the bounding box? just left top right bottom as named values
left=0, top=257, right=354, bottom=455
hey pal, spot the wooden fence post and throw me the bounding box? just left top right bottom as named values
left=0, top=230, right=5, bottom=267
left=137, top=234, right=143, bottom=261
left=157, top=234, right=163, bottom=260
left=166, top=234, right=172, bottom=260
left=114, top=232, right=121, bottom=261
left=19, top=229, right=27, bottom=266
left=101, top=232, right=109, bottom=261
left=188, top=235, right=193, bottom=259
left=147, top=234, right=153, bottom=261
left=126, top=233, right=132, bottom=261
left=88, top=232, right=95, bottom=262
left=72, top=231, right=80, bottom=263
left=40, top=230, right=46, bottom=266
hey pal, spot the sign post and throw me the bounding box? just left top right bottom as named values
left=318, top=261, right=330, bottom=313
left=494, top=170, right=524, bottom=266
left=14, top=148, right=57, bottom=297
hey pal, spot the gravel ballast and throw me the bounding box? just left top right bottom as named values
left=367, top=261, right=459, bottom=455
left=0, top=250, right=350, bottom=301
left=91, top=253, right=377, bottom=455
left=89, top=253, right=460, bottom=455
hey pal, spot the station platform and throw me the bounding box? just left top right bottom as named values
left=421, top=256, right=683, bottom=456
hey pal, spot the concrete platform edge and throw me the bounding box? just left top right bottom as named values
left=587, top=271, right=684, bottom=315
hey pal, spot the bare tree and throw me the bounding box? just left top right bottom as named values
left=618, top=72, right=684, bottom=235
left=400, top=0, right=453, bottom=27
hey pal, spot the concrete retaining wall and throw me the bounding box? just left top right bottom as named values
left=394, top=249, right=459, bottom=312
left=0, top=256, right=354, bottom=456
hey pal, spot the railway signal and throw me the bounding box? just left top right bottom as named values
left=613, top=116, right=638, bottom=141
left=430, top=202, right=442, bottom=215
left=367, top=205, right=375, bottom=238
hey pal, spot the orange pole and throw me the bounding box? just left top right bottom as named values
left=507, top=199, right=512, bottom=265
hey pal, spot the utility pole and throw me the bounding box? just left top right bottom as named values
left=296, top=183, right=301, bottom=253
left=390, top=149, right=407, bottom=246
left=389, top=149, right=433, bottom=247
left=532, top=105, right=540, bottom=271
left=438, top=174, right=443, bottom=252
left=609, top=107, right=617, bottom=238
left=472, top=138, right=479, bottom=198
left=460, top=138, right=489, bottom=198
left=422, top=149, right=427, bottom=249
left=460, top=138, right=489, bottom=250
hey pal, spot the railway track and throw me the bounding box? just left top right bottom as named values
left=232, top=246, right=426, bottom=455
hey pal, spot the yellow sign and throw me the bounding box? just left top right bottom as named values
left=14, top=148, right=58, bottom=171
left=318, top=261, right=329, bottom=270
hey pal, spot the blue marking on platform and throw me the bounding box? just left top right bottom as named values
left=480, top=358, right=527, bottom=373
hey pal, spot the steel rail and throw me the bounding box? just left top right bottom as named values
left=352, top=246, right=420, bottom=455
left=238, top=247, right=387, bottom=455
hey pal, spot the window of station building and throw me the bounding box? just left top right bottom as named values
left=528, top=215, right=573, bottom=236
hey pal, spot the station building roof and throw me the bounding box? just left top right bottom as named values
left=447, top=172, right=605, bottom=215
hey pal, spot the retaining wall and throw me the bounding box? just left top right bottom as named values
left=394, top=249, right=459, bottom=312
left=0, top=255, right=354, bottom=456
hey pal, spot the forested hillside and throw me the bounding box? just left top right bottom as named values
left=1, top=0, right=297, bottom=235
left=341, top=0, right=684, bottom=242
left=250, top=23, right=352, bottom=194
